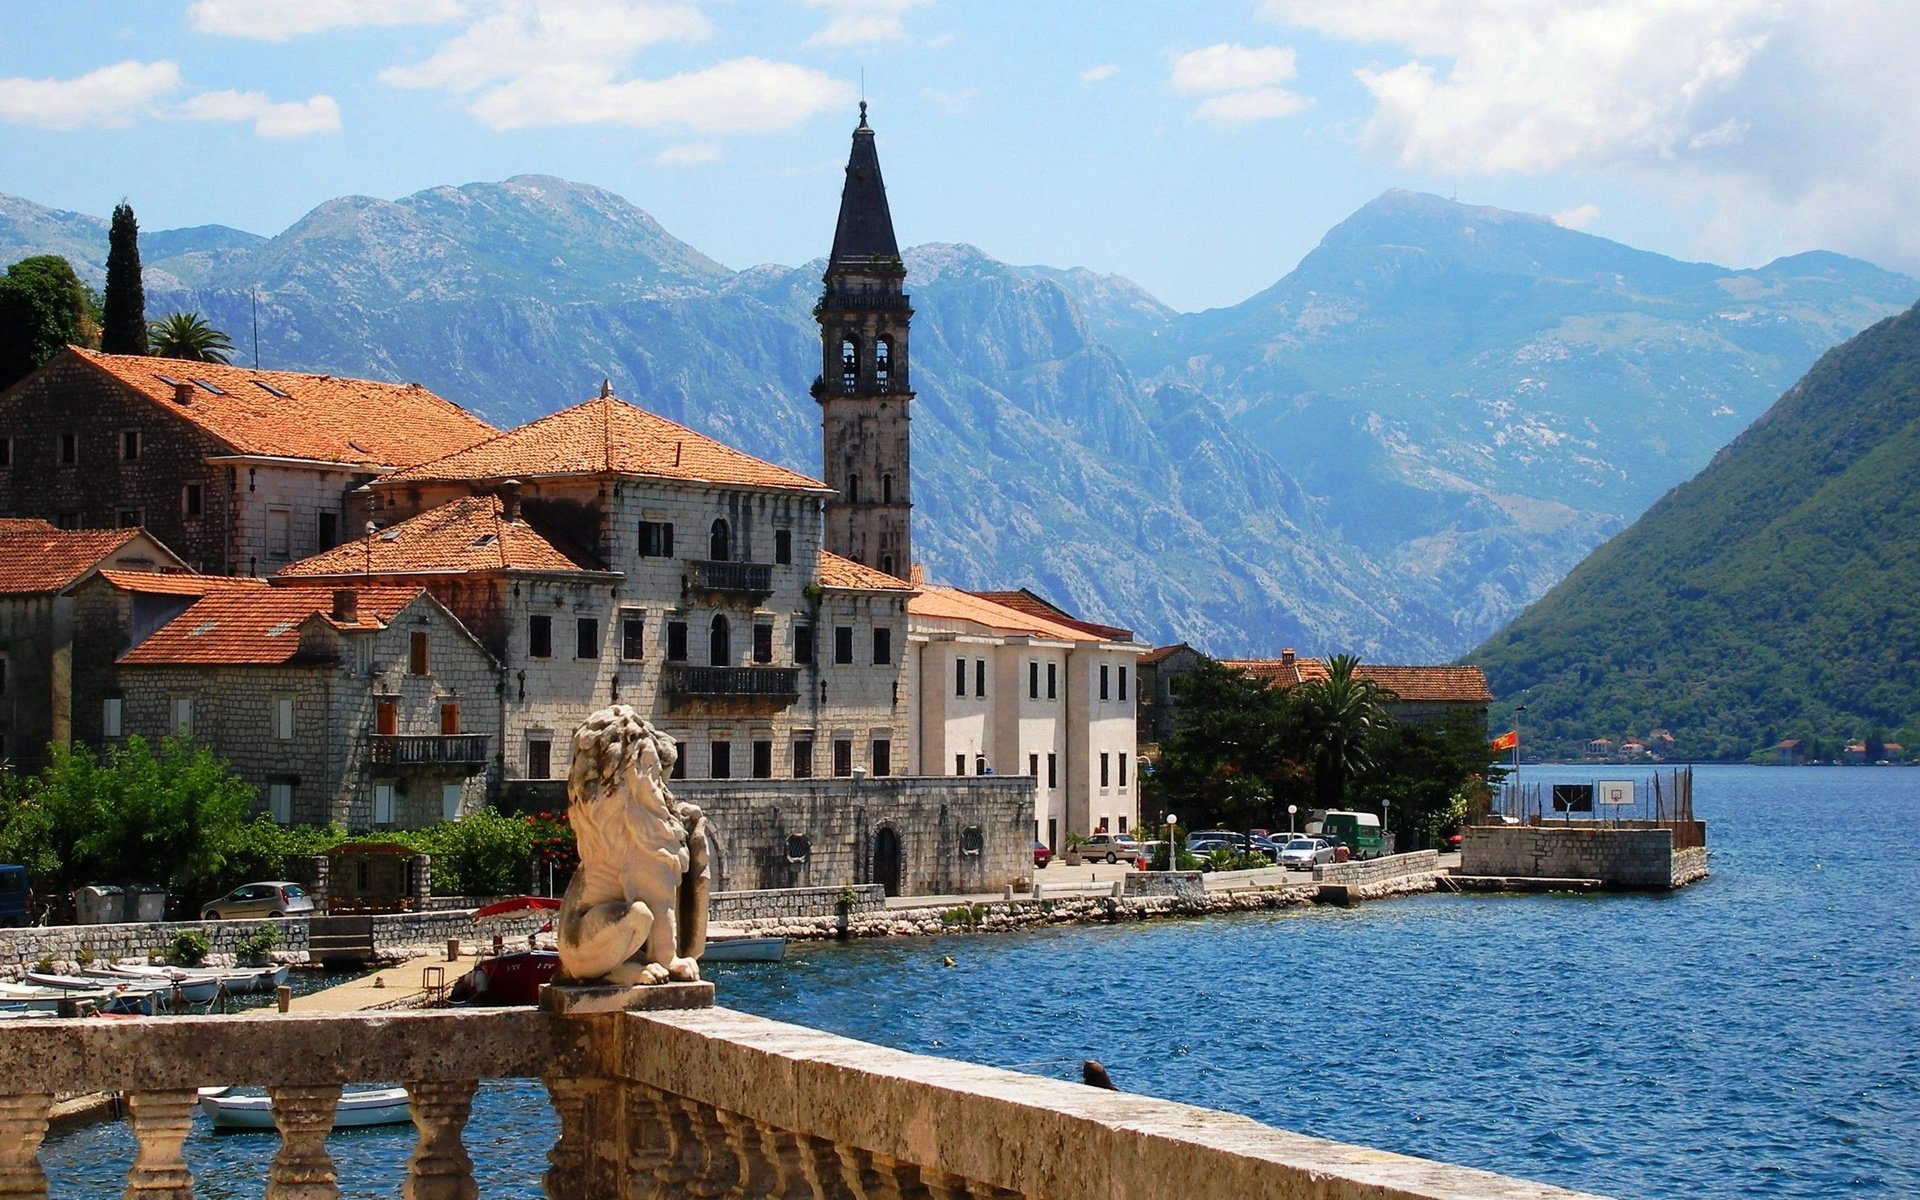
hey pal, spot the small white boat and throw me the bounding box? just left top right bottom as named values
left=21, top=973, right=166, bottom=1014
left=80, top=966, right=221, bottom=1005
left=196, top=1086, right=414, bottom=1130
left=702, top=935, right=786, bottom=963
left=0, top=984, right=85, bottom=1012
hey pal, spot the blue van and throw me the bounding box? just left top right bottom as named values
left=0, top=866, right=29, bottom=927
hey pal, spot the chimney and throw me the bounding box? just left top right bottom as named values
left=1281, top=648, right=1295, bottom=664
left=909, top=562, right=926, bottom=587
left=172, top=382, right=193, bottom=405
left=333, top=589, right=359, bottom=624
left=498, top=479, right=522, bottom=522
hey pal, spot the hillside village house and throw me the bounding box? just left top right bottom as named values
left=907, top=584, right=1146, bottom=848
left=276, top=390, right=916, bottom=791
left=110, top=584, right=499, bottom=827
left=0, top=349, right=495, bottom=574
left=0, top=524, right=187, bottom=769
left=1221, top=650, right=1494, bottom=728
left=1136, top=641, right=1204, bottom=756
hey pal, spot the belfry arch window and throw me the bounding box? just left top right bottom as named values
left=874, top=339, right=891, bottom=387
left=709, top=614, right=731, bottom=666
left=840, top=336, right=859, bottom=392
left=881, top=553, right=896, bottom=576
left=709, top=518, right=730, bottom=562
left=847, top=474, right=861, bottom=504
left=881, top=473, right=894, bottom=504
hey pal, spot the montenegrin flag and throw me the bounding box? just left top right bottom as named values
left=1490, top=730, right=1519, bottom=753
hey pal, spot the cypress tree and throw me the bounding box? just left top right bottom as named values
left=102, top=201, right=147, bottom=355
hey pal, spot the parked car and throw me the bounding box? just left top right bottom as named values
left=1278, top=837, right=1336, bottom=871
left=0, top=865, right=29, bottom=928
left=1033, top=841, right=1054, bottom=869
left=1078, top=834, right=1143, bottom=864
left=201, top=882, right=315, bottom=921
left=1247, top=835, right=1283, bottom=861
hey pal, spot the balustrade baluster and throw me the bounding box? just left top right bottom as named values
left=123, top=1089, right=196, bottom=1199
left=837, top=1147, right=902, bottom=1200
left=804, top=1134, right=858, bottom=1200
left=758, top=1125, right=818, bottom=1200
left=683, top=1099, right=739, bottom=1199
left=0, top=1093, right=52, bottom=1200
left=715, top=1110, right=779, bottom=1199
left=543, top=1077, right=593, bottom=1200
left=618, top=1084, right=673, bottom=1200
left=266, top=1085, right=342, bottom=1200
left=885, top=1159, right=932, bottom=1200
left=402, top=1079, right=478, bottom=1200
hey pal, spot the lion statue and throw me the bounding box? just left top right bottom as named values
left=554, top=705, right=709, bottom=986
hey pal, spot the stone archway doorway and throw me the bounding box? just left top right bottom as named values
left=873, top=827, right=902, bottom=897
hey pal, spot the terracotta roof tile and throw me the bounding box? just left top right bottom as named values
left=909, top=586, right=1107, bottom=642
left=0, top=518, right=56, bottom=534
left=966, top=588, right=1133, bottom=640
left=1140, top=643, right=1193, bottom=665
left=95, top=569, right=269, bottom=597
left=119, top=586, right=422, bottom=666
left=818, top=549, right=915, bottom=592
left=1225, top=657, right=1493, bottom=703
left=276, top=494, right=606, bottom=579
left=69, top=349, right=496, bottom=467
left=0, top=529, right=144, bottom=594
left=382, top=392, right=828, bottom=492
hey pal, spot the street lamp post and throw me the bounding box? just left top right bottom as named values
left=1287, top=804, right=1297, bottom=835
left=1166, top=812, right=1178, bottom=872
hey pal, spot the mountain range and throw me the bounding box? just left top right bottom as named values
left=2, top=178, right=1913, bottom=660
left=1468, top=297, right=1920, bottom=758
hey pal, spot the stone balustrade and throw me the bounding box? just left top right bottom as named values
left=2, top=996, right=1612, bottom=1200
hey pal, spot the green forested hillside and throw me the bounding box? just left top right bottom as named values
left=1469, top=301, right=1920, bottom=760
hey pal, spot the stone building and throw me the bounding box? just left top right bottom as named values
left=0, top=349, right=495, bottom=574
left=906, top=585, right=1145, bottom=849
left=1136, top=642, right=1203, bottom=755
left=113, top=584, right=500, bottom=827
left=0, top=524, right=187, bottom=769
left=1219, top=649, right=1494, bottom=727
left=276, top=394, right=915, bottom=792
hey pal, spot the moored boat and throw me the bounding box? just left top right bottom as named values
left=196, top=1086, right=413, bottom=1130
left=79, top=966, right=220, bottom=1005
left=21, top=972, right=166, bottom=1014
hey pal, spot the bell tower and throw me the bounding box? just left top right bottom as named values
left=816, top=102, right=912, bottom=579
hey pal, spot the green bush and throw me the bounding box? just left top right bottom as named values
left=412, top=809, right=533, bottom=896
left=168, top=929, right=210, bottom=967
left=236, top=924, right=280, bottom=958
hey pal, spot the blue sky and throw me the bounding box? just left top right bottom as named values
left=3, top=1, right=1916, bottom=311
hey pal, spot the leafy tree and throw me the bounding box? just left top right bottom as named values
left=1349, top=709, right=1506, bottom=849
left=149, top=311, right=234, bottom=363
left=102, top=202, right=147, bottom=355
left=0, top=255, right=96, bottom=388
left=1153, top=658, right=1309, bottom=833
left=1293, top=654, right=1392, bottom=808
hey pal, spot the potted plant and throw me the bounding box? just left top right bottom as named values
left=1063, top=833, right=1088, bottom=867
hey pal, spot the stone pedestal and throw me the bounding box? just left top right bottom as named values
left=538, top=981, right=714, bottom=1016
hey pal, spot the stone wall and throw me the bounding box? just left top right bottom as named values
left=708, top=884, right=886, bottom=923
left=1314, top=850, right=1441, bottom=896
left=678, top=776, right=1031, bottom=896
left=1120, top=871, right=1207, bottom=901
left=1461, top=825, right=1707, bottom=888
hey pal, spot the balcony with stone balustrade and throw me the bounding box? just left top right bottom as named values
left=3, top=986, right=1610, bottom=1200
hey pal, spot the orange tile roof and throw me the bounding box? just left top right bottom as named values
left=382, top=391, right=828, bottom=492
left=276, top=494, right=606, bottom=579
left=0, top=518, right=56, bottom=534
left=909, top=586, right=1107, bottom=643
left=0, top=529, right=145, bottom=594
left=95, top=569, right=269, bottom=597
left=1225, top=657, right=1494, bottom=703
left=119, top=586, right=423, bottom=666
left=1140, top=643, right=1193, bottom=665
left=966, top=588, right=1133, bottom=640
left=818, top=549, right=915, bottom=592
left=69, top=348, right=496, bottom=468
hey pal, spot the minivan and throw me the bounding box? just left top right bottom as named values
left=1317, top=811, right=1385, bottom=860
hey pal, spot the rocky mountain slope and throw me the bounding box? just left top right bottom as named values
left=3, top=182, right=1912, bottom=659
left=1469, top=299, right=1920, bottom=759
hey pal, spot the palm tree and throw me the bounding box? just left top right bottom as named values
left=148, top=312, right=233, bottom=364
left=1294, top=654, right=1393, bottom=809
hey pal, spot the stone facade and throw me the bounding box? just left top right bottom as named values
left=677, top=776, right=1032, bottom=897
left=1460, top=823, right=1709, bottom=888
left=1313, top=849, right=1442, bottom=897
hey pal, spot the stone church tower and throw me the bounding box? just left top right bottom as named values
left=816, top=103, right=912, bottom=579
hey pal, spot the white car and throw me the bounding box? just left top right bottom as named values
left=1278, top=837, right=1335, bottom=871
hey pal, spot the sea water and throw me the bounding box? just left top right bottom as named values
left=39, top=765, right=1920, bottom=1198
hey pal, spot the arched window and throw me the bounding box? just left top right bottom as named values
left=881, top=553, right=895, bottom=576
left=708, top=518, right=730, bottom=562
left=840, top=336, right=859, bottom=392
left=881, top=473, right=893, bottom=504
left=874, top=339, right=891, bottom=387
left=846, top=474, right=861, bottom=504
left=709, top=614, right=731, bottom=666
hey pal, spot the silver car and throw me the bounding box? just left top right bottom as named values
left=201, top=881, right=315, bottom=921
left=1278, top=837, right=1335, bottom=871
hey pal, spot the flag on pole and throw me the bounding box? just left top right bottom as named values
left=1490, top=730, right=1518, bottom=753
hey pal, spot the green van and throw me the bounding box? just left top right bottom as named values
left=1317, top=811, right=1385, bottom=860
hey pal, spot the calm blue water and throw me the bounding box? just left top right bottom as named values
left=40, top=766, right=1920, bottom=1199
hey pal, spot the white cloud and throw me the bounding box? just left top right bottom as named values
left=0, top=60, right=181, bottom=130
left=654, top=141, right=721, bottom=164
left=1079, top=64, right=1119, bottom=83
left=1169, top=43, right=1305, bottom=123
left=1552, top=203, right=1602, bottom=231
left=1171, top=43, right=1298, bottom=94
left=179, top=89, right=342, bottom=137
left=187, top=0, right=467, bottom=40
left=382, top=3, right=849, bottom=132
left=1258, top=0, right=1920, bottom=273
left=803, top=0, right=929, bottom=47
